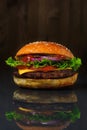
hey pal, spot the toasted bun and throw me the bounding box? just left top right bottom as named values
left=16, top=121, right=70, bottom=130
left=13, top=89, right=77, bottom=103
left=16, top=41, right=74, bottom=58
left=13, top=73, right=78, bottom=89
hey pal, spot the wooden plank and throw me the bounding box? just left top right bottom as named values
left=69, top=0, right=81, bottom=56
left=17, top=0, right=39, bottom=44
left=80, top=0, right=87, bottom=61
left=59, top=0, right=70, bottom=43
left=81, top=0, right=87, bottom=40
left=17, top=0, right=30, bottom=45
left=27, top=0, right=39, bottom=42
left=38, top=0, right=49, bottom=40
left=7, top=7, right=19, bottom=55
left=0, top=0, right=18, bottom=57
left=0, top=0, right=86, bottom=61
left=46, top=0, right=61, bottom=42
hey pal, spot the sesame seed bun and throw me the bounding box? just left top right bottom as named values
left=16, top=41, right=74, bottom=58
left=16, top=122, right=70, bottom=130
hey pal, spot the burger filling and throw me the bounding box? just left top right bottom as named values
left=14, top=69, right=76, bottom=79
left=5, top=105, right=80, bottom=125
left=6, top=54, right=82, bottom=78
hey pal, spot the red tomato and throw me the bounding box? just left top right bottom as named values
left=21, top=55, right=33, bottom=62
left=41, top=66, right=56, bottom=72
left=31, top=66, right=56, bottom=72
left=16, top=65, right=28, bottom=69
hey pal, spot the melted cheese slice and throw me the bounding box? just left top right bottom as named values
left=19, top=107, right=33, bottom=112
left=18, top=68, right=72, bottom=75
left=18, top=68, right=35, bottom=75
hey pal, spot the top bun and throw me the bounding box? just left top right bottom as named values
left=16, top=41, right=74, bottom=58
left=16, top=122, right=70, bottom=130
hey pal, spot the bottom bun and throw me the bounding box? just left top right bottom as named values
left=13, top=73, right=78, bottom=89
left=16, top=122, right=70, bottom=130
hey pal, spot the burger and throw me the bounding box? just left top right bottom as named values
left=5, top=41, right=82, bottom=88
left=5, top=89, right=80, bottom=130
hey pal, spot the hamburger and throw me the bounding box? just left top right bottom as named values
left=5, top=41, right=82, bottom=88
left=5, top=89, right=80, bottom=130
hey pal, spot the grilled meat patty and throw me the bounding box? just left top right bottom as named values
left=14, top=69, right=76, bottom=79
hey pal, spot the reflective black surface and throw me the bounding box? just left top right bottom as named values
left=0, top=64, right=87, bottom=130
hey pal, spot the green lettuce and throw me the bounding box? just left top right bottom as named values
left=5, top=57, right=82, bottom=71
left=5, top=106, right=80, bottom=122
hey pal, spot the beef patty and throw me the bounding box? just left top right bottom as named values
left=14, top=69, right=76, bottom=79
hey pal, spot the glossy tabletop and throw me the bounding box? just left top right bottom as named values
left=0, top=64, right=87, bottom=130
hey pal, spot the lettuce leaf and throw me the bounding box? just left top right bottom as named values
left=5, top=57, right=82, bottom=71
left=5, top=106, right=80, bottom=122
left=5, top=57, right=25, bottom=67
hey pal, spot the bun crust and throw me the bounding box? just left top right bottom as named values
left=16, top=122, right=70, bottom=130
left=13, top=90, right=77, bottom=103
left=16, top=41, right=74, bottom=58
left=13, top=73, right=78, bottom=89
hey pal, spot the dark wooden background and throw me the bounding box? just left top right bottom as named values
left=0, top=0, right=87, bottom=64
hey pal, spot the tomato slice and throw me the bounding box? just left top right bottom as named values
left=21, top=55, right=33, bottom=62
left=29, top=66, right=56, bottom=72
left=39, top=66, right=56, bottom=72
left=16, top=65, right=56, bottom=72
left=16, top=65, right=28, bottom=69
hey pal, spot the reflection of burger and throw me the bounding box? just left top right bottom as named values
left=6, top=41, right=82, bottom=88
left=6, top=89, right=80, bottom=130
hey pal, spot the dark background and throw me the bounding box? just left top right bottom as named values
left=0, top=0, right=87, bottom=130
left=0, top=0, right=87, bottom=62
